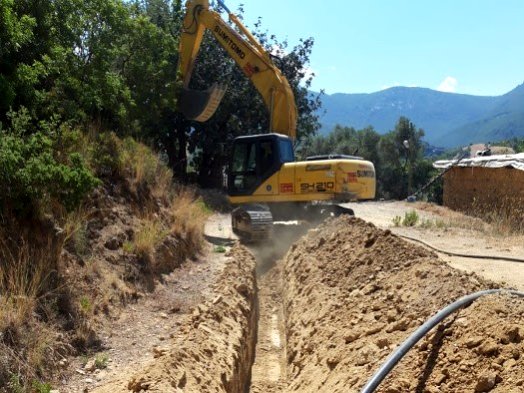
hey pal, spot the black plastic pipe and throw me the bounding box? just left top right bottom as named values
left=360, top=289, right=524, bottom=393
left=399, top=234, right=524, bottom=263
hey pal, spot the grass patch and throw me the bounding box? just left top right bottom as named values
left=399, top=210, right=419, bottom=227
left=32, top=380, right=52, bottom=393
left=417, top=218, right=448, bottom=229
left=392, top=211, right=421, bottom=227
left=95, top=353, right=109, bottom=369
left=392, top=210, right=449, bottom=230
left=79, top=296, right=92, bottom=315
left=475, top=200, right=524, bottom=237
left=62, top=205, right=91, bottom=257
left=392, top=215, right=401, bottom=227
left=133, top=217, right=170, bottom=259
left=170, top=188, right=211, bottom=252
left=214, top=245, right=227, bottom=253
left=0, top=233, right=66, bottom=391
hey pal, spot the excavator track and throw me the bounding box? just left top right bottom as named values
left=232, top=204, right=274, bottom=242
left=232, top=203, right=355, bottom=242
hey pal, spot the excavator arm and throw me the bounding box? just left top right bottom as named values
left=177, top=0, right=297, bottom=138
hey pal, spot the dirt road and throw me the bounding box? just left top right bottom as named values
left=345, top=201, right=524, bottom=290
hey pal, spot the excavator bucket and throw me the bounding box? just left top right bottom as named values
left=177, top=83, right=227, bottom=122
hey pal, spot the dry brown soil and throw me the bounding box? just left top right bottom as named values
left=282, top=216, right=524, bottom=392
left=71, top=202, right=524, bottom=393
left=344, top=201, right=524, bottom=290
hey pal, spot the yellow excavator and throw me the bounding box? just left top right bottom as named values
left=177, top=0, right=376, bottom=240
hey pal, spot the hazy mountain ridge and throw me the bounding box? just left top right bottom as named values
left=318, top=83, right=524, bottom=148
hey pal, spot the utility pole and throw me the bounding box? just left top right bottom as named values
left=403, top=140, right=412, bottom=197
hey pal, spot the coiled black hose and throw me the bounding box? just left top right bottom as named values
left=360, top=289, right=524, bottom=393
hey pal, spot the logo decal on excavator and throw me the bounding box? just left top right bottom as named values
left=300, top=182, right=335, bottom=193
left=214, top=26, right=246, bottom=59
left=243, top=63, right=256, bottom=77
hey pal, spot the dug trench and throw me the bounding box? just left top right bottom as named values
left=95, top=216, right=524, bottom=392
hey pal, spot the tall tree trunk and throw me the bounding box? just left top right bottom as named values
left=175, top=125, right=188, bottom=182
left=167, top=118, right=188, bottom=182
left=197, top=149, right=224, bottom=189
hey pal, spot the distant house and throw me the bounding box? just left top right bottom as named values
left=469, top=144, right=515, bottom=157
left=433, top=153, right=524, bottom=215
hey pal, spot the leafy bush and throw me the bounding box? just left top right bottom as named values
left=88, top=132, right=124, bottom=178
left=0, top=126, right=100, bottom=213
left=402, top=210, right=419, bottom=227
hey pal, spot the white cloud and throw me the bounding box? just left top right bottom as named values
left=437, top=76, right=458, bottom=93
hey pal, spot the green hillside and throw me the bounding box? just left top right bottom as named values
left=318, top=83, right=524, bottom=148
left=437, top=83, right=524, bottom=146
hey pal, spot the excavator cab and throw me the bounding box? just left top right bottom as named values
left=228, top=134, right=294, bottom=196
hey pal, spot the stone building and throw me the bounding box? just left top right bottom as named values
left=433, top=153, right=524, bottom=215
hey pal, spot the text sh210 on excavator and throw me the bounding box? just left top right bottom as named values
left=176, top=0, right=376, bottom=241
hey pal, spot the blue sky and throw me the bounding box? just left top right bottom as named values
left=220, top=0, right=524, bottom=96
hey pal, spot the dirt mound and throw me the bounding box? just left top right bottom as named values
left=92, top=245, right=257, bottom=393
left=282, top=216, right=524, bottom=392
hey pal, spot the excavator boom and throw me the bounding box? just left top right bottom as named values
left=177, top=0, right=297, bottom=138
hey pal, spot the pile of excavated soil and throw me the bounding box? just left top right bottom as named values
left=282, top=216, right=524, bottom=393
left=93, top=245, right=257, bottom=393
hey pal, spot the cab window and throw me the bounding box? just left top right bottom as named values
left=279, top=138, right=295, bottom=163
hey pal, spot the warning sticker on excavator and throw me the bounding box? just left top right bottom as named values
left=280, top=183, right=294, bottom=193
left=243, top=63, right=256, bottom=77
left=357, top=170, right=375, bottom=178
left=347, top=172, right=358, bottom=183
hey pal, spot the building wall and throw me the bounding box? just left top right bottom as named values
left=443, top=166, right=524, bottom=214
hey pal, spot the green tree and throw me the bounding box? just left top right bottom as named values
left=377, top=116, right=426, bottom=199
left=301, top=118, right=437, bottom=200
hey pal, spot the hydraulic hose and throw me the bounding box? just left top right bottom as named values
left=360, top=289, right=524, bottom=393
left=399, top=234, right=524, bottom=263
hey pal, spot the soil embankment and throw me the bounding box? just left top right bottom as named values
left=282, top=216, right=524, bottom=392
left=89, top=213, right=524, bottom=393
left=92, top=245, right=257, bottom=393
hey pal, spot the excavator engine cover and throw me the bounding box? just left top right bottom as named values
left=178, top=83, right=227, bottom=122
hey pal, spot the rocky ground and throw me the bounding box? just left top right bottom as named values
left=62, top=244, right=228, bottom=392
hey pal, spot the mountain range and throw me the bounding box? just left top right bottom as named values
left=317, top=82, right=524, bottom=148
